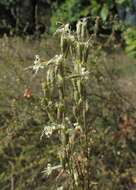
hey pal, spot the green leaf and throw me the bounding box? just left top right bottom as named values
left=100, top=4, right=109, bottom=21
left=115, top=0, right=126, bottom=5
left=91, top=0, right=101, bottom=15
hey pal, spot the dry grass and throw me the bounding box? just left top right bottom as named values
left=0, top=33, right=136, bottom=190
left=112, top=53, right=136, bottom=106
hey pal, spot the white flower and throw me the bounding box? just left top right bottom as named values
left=32, top=55, right=44, bottom=74
left=54, top=27, right=65, bottom=35
left=64, top=23, right=70, bottom=33
left=81, top=67, right=89, bottom=75
left=32, top=64, right=44, bottom=74
left=42, top=163, right=62, bottom=176
left=40, top=123, right=63, bottom=139
left=34, top=54, right=40, bottom=64
left=47, top=54, right=63, bottom=66
left=73, top=122, right=79, bottom=127
left=40, top=126, right=53, bottom=139
left=81, top=67, right=89, bottom=80
left=24, top=54, right=44, bottom=75
left=54, top=23, right=70, bottom=36
left=45, top=163, right=52, bottom=175
left=73, top=122, right=82, bottom=133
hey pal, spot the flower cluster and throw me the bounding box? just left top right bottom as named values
left=40, top=123, right=65, bottom=139
left=40, top=125, right=56, bottom=139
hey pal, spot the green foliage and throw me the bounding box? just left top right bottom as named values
left=116, top=0, right=132, bottom=6
left=0, top=0, right=16, bottom=7
left=100, top=4, right=109, bottom=21
left=124, top=27, right=136, bottom=58
left=124, top=27, right=136, bottom=57
left=0, top=0, right=134, bottom=36
left=50, top=0, right=134, bottom=32
left=91, top=0, right=133, bottom=20
left=50, top=0, right=89, bottom=32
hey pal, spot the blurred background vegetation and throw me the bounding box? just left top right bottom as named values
left=0, top=0, right=136, bottom=190
left=0, top=0, right=136, bottom=34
